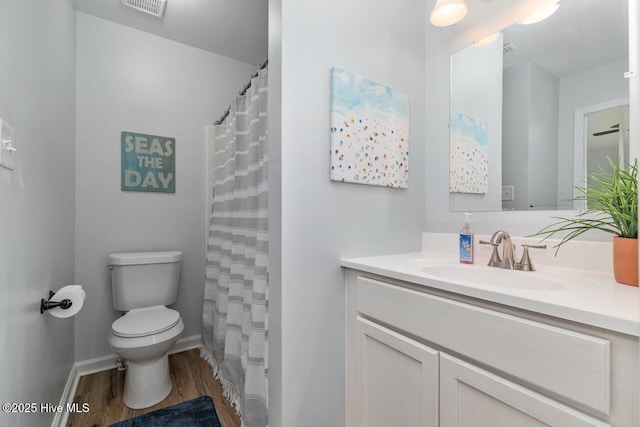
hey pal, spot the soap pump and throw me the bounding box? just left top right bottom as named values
left=459, top=212, right=474, bottom=264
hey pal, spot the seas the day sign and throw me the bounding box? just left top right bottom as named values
left=121, top=131, right=175, bottom=193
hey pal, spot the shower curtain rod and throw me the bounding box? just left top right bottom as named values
left=214, top=57, right=268, bottom=125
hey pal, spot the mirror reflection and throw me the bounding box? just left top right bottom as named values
left=449, top=0, right=629, bottom=212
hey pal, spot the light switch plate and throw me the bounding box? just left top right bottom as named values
left=502, top=185, right=514, bottom=201
left=0, top=119, right=16, bottom=170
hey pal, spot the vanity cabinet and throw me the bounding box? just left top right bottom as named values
left=345, top=270, right=637, bottom=427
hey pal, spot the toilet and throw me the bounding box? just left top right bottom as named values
left=108, top=251, right=184, bottom=409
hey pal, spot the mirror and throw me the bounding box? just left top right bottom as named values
left=449, top=0, right=629, bottom=212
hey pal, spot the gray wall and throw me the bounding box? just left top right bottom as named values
left=269, top=0, right=427, bottom=425
left=528, top=61, right=559, bottom=210
left=503, top=61, right=559, bottom=210
left=0, top=0, right=77, bottom=426
left=74, top=12, right=257, bottom=361
left=502, top=62, right=531, bottom=210
left=557, top=59, right=629, bottom=207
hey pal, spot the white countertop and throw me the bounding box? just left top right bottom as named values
left=341, top=251, right=640, bottom=337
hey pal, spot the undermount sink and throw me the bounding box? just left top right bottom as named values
left=421, top=264, right=565, bottom=291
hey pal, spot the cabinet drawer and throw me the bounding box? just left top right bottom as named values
left=357, top=276, right=611, bottom=416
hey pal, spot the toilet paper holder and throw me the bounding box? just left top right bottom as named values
left=40, top=290, right=73, bottom=314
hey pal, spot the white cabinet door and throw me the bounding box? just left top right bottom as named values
left=440, top=353, right=610, bottom=427
left=355, top=317, right=439, bottom=427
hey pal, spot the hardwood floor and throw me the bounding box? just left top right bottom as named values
left=66, top=348, right=241, bottom=427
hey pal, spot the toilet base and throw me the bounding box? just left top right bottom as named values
left=123, top=354, right=172, bottom=409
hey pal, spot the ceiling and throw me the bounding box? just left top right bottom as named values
left=503, top=0, right=628, bottom=78
left=74, top=0, right=268, bottom=66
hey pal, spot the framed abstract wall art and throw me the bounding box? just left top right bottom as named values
left=330, top=67, right=409, bottom=188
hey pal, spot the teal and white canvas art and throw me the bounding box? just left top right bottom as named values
left=330, top=67, right=410, bottom=188
left=450, top=113, right=488, bottom=194
left=121, top=131, right=175, bottom=193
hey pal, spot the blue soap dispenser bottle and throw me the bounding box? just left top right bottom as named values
left=459, top=212, right=474, bottom=264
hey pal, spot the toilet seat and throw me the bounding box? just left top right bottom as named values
left=112, top=305, right=181, bottom=338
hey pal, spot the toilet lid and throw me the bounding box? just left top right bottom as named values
left=112, top=306, right=181, bottom=338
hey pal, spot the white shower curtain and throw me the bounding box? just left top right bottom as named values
left=202, top=67, right=268, bottom=427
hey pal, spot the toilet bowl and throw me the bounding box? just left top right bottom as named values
left=108, top=251, right=183, bottom=409
left=109, top=305, right=184, bottom=409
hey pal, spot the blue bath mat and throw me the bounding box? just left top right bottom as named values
left=109, top=395, right=221, bottom=427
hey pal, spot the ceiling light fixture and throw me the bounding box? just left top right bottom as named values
left=430, top=0, right=468, bottom=27
left=519, top=1, right=559, bottom=25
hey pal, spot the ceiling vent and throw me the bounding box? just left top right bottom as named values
left=502, top=42, right=519, bottom=54
left=122, top=0, right=167, bottom=18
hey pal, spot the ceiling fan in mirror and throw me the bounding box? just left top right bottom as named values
left=593, top=124, right=620, bottom=137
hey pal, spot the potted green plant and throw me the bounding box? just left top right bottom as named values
left=532, top=158, right=638, bottom=286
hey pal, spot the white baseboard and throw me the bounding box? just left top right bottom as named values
left=76, top=352, right=120, bottom=377
left=74, top=334, right=203, bottom=376
left=51, top=334, right=203, bottom=427
left=51, top=363, right=79, bottom=427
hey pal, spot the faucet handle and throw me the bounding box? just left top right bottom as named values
left=522, top=244, right=547, bottom=250
left=515, top=244, right=547, bottom=271
left=479, top=240, right=502, bottom=267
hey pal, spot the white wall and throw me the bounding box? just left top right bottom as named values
left=74, top=12, right=257, bottom=361
left=628, top=0, right=639, bottom=165
left=270, top=0, right=427, bottom=425
left=0, top=1, right=76, bottom=426
left=424, top=0, right=620, bottom=238
left=267, top=0, right=283, bottom=424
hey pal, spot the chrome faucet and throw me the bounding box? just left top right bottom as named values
left=480, top=231, right=546, bottom=271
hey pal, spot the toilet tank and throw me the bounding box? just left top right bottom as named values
left=109, top=251, right=182, bottom=311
